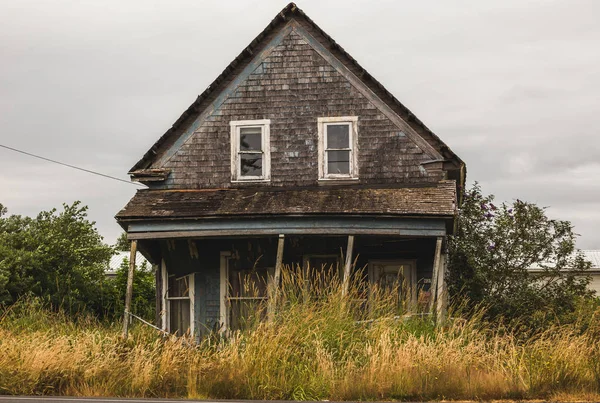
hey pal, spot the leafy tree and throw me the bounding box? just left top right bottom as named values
left=105, top=257, right=156, bottom=322
left=114, top=232, right=130, bottom=252
left=447, top=184, right=593, bottom=328
left=0, top=202, right=114, bottom=316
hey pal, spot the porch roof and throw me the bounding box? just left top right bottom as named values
left=116, top=181, right=457, bottom=221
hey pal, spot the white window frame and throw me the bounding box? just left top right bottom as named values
left=161, top=261, right=195, bottom=336
left=230, top=119, right=271, bottom=182
left=317, top=116, right=359, bottom=180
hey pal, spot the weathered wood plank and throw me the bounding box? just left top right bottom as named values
left=127, top=217, right=447, bottom=236
left=436, top=253, right=447, bottom=322
left=128, top=228, right=446, bottom=240
left=342, top=235, right=354, bottom=296
left=268, top=234, right=285, bottom=321
left=428, top=237, right=442, bottom=314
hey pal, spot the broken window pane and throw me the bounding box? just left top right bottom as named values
left=168, top=275, right=189, bottom=298
left=326, top=124, right=349, bottom=148
left=240, top=127, right=262, bottom=151
left=240, top=153, right=263, bottom=176
left=327, top=150, right=350, bottom=174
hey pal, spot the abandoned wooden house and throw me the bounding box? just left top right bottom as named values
left=116, top=3, right=466, bottom=337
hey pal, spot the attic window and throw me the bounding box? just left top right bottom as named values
left=318, top=117, right=358, bottom=180
left=230, top=120, right=271, bottom=182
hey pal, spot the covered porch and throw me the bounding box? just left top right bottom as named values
left=128, top=231, right=448, bottom=338
left=116, top=183, right=457, bottom=338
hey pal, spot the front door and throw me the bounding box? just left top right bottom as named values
left=369, top=260, right=417, bottom=309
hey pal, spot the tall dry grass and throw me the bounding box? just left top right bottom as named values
left=1, top=267, right=599, bottom=401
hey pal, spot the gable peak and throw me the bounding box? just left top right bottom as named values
left=130, top=2, right=463, bottom=177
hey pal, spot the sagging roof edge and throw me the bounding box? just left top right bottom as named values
left=129, top=2, right=465, bottom=184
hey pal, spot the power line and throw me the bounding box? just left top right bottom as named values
left=0, top=144, right=145, bottom=187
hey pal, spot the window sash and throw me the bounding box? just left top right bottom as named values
left=237, top=125, right=264, bottom=179
left=324, top=122, right=353, bottom=177
left=238, top=151, right=264, bottom=178
left=231, top=120, right=270, bottom=181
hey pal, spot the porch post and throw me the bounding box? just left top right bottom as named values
left=342, top=235, right=355, bottom=296
left=122, top=239, right=137, bottom=339
left=268, top=234, right=285, bottom=321
left=436, top=252, right=448, bottom=322
left=154, top=263, right=161, bottom=327
left=429, top=236, right=443, bottom=315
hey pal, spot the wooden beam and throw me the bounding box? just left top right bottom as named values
left=154, top=263, right=161, bottom=328
left=127, top=217, right=448, bottom=235
left=342, top=235, right=355, bottom=297
left=436, top=253, right=447, bottom=322
left=429, top=237, right=443, bottom=314
left=122, top=239, right=137, bottom=339
left=268, top=234, right=285, bottom=322
left=127, top=226, right=447, bottom=240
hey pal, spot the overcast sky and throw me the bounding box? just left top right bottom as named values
left=1, top=0, right=599, bottom=248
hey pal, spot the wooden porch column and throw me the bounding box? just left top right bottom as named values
left=154, top=263, right=161, bottom=328
left=268, top=234, right=285, bottom=322
left=436, top=252, right=447, bottom=322
left=429, top=237, right=443, bottom=315
left=122, top=239, right=137, bottom=339
left=342, top=235, right=355, bottom=297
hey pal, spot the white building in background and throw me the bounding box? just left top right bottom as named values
left=107, top=251, right=149, bottom=279
left=582, top=250, right=600, bottom=295
left=529, top=250, right=600, bottom=296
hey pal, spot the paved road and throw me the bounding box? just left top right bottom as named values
left=0, top=398, right=327, bottom=403
left=0, top=398, right=283, bottom=403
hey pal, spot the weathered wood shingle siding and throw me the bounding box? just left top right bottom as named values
left=155, top=31, right=444, bottom=189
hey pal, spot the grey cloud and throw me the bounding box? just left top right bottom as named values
left=1, top=0, right=599, bottom=249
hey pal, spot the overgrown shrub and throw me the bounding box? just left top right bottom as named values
left=447, top=183, right=594, bottom=329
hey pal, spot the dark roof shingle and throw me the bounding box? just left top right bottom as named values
left=116, top=181, right=457, bottom=221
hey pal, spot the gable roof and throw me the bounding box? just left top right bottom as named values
left=130, top=2, right=464, bottom=176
